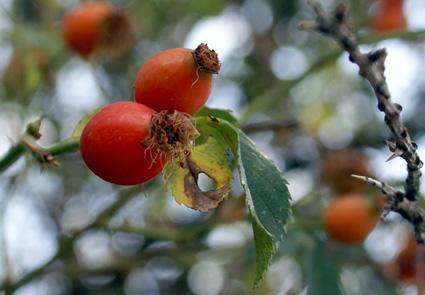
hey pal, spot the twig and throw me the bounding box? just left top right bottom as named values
left=242, top=120, right=298, bottom=134
left=20, top=138, right=60, bottom=167
left=49, top=244, right=245, bottom=278
left=0, top=137, right=79, bottom=174
left=301, top=0, right=425, bottom=243
left=0, top=186, right=140, bottom=294
left=101, top=217, right=217, bottom=242
left=0, top=116, right=81, bottom=173
left=0, top=143, right=26, bottom=173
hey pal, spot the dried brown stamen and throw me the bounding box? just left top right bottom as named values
left=143, top=111, right=199, bottom=165
left=96, top=8, right=135, bottom=59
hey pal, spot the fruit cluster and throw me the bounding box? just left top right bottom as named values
left=64, top=3, right=220, bottom=185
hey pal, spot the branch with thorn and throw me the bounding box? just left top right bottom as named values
left=300, top=0, right=425, bottom=243
left=19, top=116, right=60, bottom=168
left=0, top=117, right=75, bottom=173
left=20, top=138, right=60, bottom=168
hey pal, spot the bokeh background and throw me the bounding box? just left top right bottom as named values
left=1, top=0, right=425, bottom=294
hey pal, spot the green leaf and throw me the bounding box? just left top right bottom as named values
left=238, top=131, right=291, bottom=241
left=195, top=117, right=291, bottom=241
left=196, top=107, right=239, bottom=126
left=71, top=108, right=100, bottom=138
left=194, top=116, right=291, bottom=285
left=252, top=215, right=276, bottom=287
left=306, top=239, right=341, bottom=295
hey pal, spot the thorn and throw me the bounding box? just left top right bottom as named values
left=351, top=174, right=366, bottom=181
left=20, top=138, right=60, bottom=168
left=351, top=174, right=380, bottom=187
left=368, top=48, right=387, bottom=63
left=378, top=48, right=387, bottom=61
left=368, top=49, right=385, bottom=63
left=386, top=153, right=400, bottom=162
left=42, top=152, right=60, bottom=167
left=350, top=174, right=396, bottom=196
left=384, top=141, right=403, bottom=160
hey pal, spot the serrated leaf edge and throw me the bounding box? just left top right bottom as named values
left=238, top=130, right=291, bottom=241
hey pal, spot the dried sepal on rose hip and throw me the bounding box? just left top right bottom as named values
left=80, top=101, right=198, bottom=185
left=143, top=111, right=199, bottom=166
left=320, top=149, right=372, bottom=193
left=134, top=43, right=221, bottom=115
left=62, top=1, right=134, bottom=59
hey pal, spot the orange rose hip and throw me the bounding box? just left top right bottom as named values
left=134, top=43, right=220, bottom=115
left=62, top=1, right=133, bottom=58
left=371, top=0, right=406, bottom=32
left=323, top=194, right=378, bottom=244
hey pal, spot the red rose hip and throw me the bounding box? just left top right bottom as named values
left=80, top=101, right=199, bottom=185
left=134, top=43, right=220, bottom=115
left=80, top=102, right=165, bottom=185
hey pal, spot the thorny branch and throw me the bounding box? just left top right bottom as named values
left=300, top=0, right=425, bottom=243
left=0, top=122, right=80, bottom=173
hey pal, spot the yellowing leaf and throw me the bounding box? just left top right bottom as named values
left=168, top=135, right=232, bottom=212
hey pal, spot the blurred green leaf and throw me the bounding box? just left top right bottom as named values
left=307, top=239, right=341, bottom=295
left=71, top=108, right=100, bottom=138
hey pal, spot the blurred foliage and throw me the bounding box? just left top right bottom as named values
left=1, top=0, right=425, bottom=294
